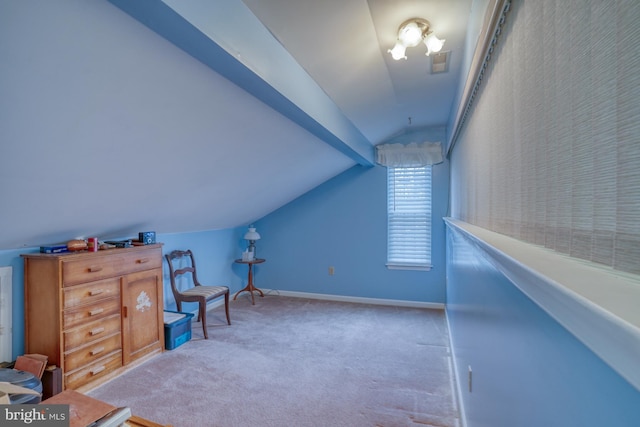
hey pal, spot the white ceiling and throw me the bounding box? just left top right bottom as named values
left=0, top=0, right=476, bottom=250
left=241, top=0, right=473, bottom=143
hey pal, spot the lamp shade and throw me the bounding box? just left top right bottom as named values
left=244, top=227, right=261, bottom=241
left=424, top=33, right=445, bottom=56
left=388, top=42, right=407, bottom=60
left=398, top=21, right=424, bottom=47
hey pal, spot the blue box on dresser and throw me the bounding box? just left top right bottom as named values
left=163, top=311, right=194, bottom=350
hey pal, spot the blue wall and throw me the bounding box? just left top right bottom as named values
left=0, top=227, right=246, bottom=361
left=1, top=140, right=450, bottom=360
left=159, top=228, right=247, bottom=311
left=446, top=224, right=640, bottom=427
left=253, top=158, right=450, bottom=303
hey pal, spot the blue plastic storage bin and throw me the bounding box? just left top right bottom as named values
left=164, top=310, right=194, bottom=350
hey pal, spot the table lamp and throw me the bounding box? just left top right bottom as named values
left=244, top=226, right=261, bottom=258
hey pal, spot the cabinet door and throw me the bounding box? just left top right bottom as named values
left=121, top=269, right=164, bottom=365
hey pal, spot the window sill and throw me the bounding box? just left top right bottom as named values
left=386, top=263, right=432, bottom=271
left=444, top=217, right=640, bottom=391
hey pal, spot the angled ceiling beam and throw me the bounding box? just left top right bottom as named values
left=108, top=0, right=374, bottom=166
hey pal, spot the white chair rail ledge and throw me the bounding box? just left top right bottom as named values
left=444, top=218, right=640, bottom=392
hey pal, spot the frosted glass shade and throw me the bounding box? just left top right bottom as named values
left=244, top=227, right=261, bottom=241
left=388, top=42, right=407, bottom=60
left=424, top=34, right=445, bottom=56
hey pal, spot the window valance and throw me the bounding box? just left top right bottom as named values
left=376, top=141, right=443, bottom=167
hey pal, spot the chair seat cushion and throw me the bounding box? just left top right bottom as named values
left=182, top=285, right=228, bottom=299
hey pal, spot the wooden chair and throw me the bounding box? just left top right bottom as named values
left=165, top=250, right=231, bottom=339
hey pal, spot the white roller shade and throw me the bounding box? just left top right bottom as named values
left=450, top=0, right=640, bottom=275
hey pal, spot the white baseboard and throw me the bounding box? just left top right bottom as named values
left=180, top=298, right=225, bottom=317
left=261, top=289, right=444, bottom=310
left=192, top=290, right=442, bottom=316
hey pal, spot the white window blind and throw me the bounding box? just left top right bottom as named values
left=387, top=166, right=432, bottom=270
left=449, top=0, right=640, bottom=276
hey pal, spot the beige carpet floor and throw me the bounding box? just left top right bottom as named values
left=88, top=295, right=460, bottom=427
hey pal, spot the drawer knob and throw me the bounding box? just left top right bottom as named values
left=90, top=327, right=105, bottom=336
left=89, top=308, right=104, bottom=316
left=90, top=346, right=105, bottom=356
left=90, top=366, right=105, bottom=376
left=89, top=289, right=104, bottom=296
left=136, top=258, right=149, bottom=264
left=88, top=266, right=103, bottom=273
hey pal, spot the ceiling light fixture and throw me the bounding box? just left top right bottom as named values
left=388, top=18, right=445, bottom=60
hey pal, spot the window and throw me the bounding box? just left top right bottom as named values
left=387, top=166, right=432, bottom=270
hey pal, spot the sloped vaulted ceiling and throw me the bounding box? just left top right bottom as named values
left=0, top=0, right=473, bottom=250
left=0, top=0, right=358, bottom=250
left=107, top=0, right=375, bottom=165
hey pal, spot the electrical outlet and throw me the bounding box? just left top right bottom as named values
left=468, top=365, right=473, bottom=392
left=328, top=266, right=335, bottom=276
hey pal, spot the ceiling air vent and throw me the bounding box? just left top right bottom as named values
left=431, top=51, right=450, bottom=74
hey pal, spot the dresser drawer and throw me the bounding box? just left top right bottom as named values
left=62, top=248, right=163, bottom=286
left=64, top=333, right=122, bottom=372
left=63, top=278, right=120, bottom=309
left=64, top=351, right=122, bottom=390
left=64, top=297, right=120, bottom=329
left=64, top=314, right=121, bottom=351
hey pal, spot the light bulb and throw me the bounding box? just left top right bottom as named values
left=398, top=22, right=423, bottom=47
left=424, top=33, right=445, bottom=56
left=388, top=41, right=407, bottom=60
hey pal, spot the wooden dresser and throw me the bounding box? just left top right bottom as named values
left=22, top=244, right=164, bottom=392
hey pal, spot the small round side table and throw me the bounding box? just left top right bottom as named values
left=233, top=258, right=265, bottom=305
